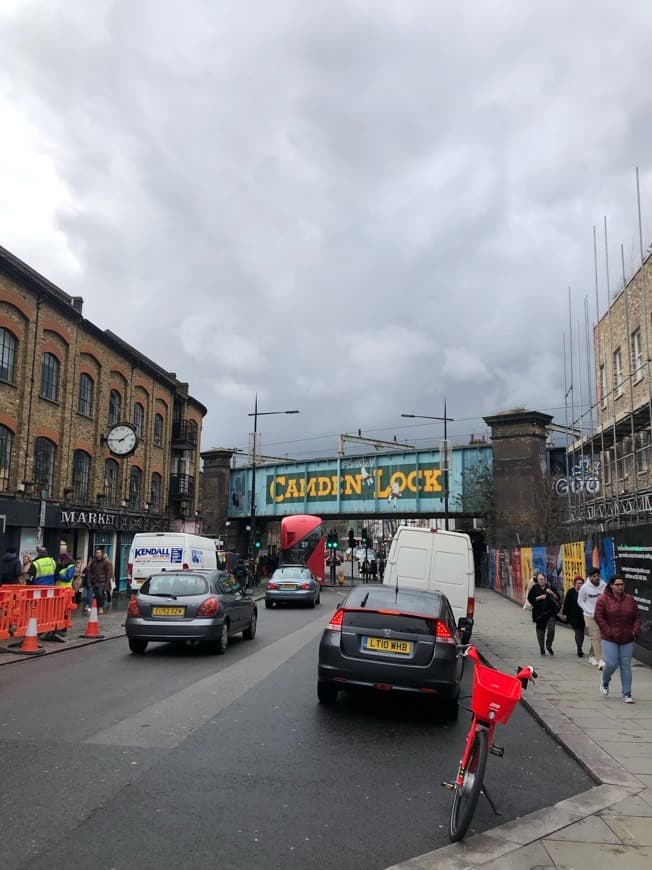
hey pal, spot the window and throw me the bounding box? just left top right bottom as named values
left=153, top=413, right=164, bottom=446
left=134, top=402, right=144, bottom=439
left=33, top=437, right=56, bottom=496
left=0, top=425, right=12, bottom=490
left=128, top=466, right=142, bottom=511
left=150, top=472, right=162, bottom=512
left=631, top=329, right=643, bottom=383
left=0, top=328, right=17, bottom=383
left=78, top=373, right=94, bottom=417
left=599, top=364, right=607, bottom=409
left=40, top=352, right=60, bottom=401
left=104, top=458, right=119, bottom=507
left=108, top=389, right=122, bottom=426
left=637, top=430, right=650, bottom=474
left=603, top=449, right=611, bottom=486
left=613, top=348, right=623, bottom=398
left=72, top=450, right=91, bottom=502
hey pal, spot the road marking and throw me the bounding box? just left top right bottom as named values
left=86, top=611, right=329, bottom=748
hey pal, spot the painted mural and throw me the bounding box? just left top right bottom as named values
left=228, top=445, right=492, bottom=518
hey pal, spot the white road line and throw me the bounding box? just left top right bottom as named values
left=86, top=611, right=329, bottom=748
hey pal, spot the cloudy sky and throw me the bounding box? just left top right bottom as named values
left=1, top=0, right=651, bottom=461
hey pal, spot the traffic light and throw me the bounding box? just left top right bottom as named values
left=332, top=533, right=339, bottom=550
left=326, top=531, right=334, bottom=549
left=361, top=527, right=369, bottom=546
left=348, top=529, right=355, bottom=549
left=255, top=539, right=261, bottom=549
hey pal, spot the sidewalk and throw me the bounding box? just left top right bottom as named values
left=390, top=588, right=652, bottom=870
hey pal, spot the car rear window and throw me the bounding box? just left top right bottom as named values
left=343, top=610, right=438, bottom=635
left=345, top=586, right=441, bottom=614
left=273, top=568, right=309, bottom=579
left=144, top=574, right=209, bottom=596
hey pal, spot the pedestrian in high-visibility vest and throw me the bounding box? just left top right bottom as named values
left=29, top=547, right=57, bottom=585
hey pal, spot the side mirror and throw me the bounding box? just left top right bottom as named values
left=457, top=617, right=474, bottom=644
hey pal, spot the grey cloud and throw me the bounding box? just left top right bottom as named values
left=1, top=0, right=652, bottom=455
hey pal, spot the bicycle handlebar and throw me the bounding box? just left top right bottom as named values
left=459, top=644, right=538, bottom=688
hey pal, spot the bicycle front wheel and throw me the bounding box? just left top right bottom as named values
left=448, top=727, right=488, bottom=842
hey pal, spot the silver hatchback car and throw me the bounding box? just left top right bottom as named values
left=265, top=566, right=321, bottom=609
left=126, top=570, right=257, bottom=655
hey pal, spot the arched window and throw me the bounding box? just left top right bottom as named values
left=108, top=390, right=122, bottom=426
left=0, top=425, right=13, bottom=490
left=104, top=458, right=119, bottom=507
left=78, top=373, right=94, bottom=417
left=150, top=472, right=162, bottom=512
left=40, top=352, right=60, bottom=401
left=72, top=450, right=91, bottom=503
left=134, top=402, right=145, bottom=439
left=128, top=466, right=142, bottom=511
left=153, top=413, right=164, bottom=446
left=0, top=328, right=17, bottom=383
left=33, top=437, right=56, bottom=496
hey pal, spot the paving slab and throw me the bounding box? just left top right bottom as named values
left=545, top=814, right=622, bottom=843
left=544, top=840, right=652, bottom=869
left=603, top=814, right=652, bottom=845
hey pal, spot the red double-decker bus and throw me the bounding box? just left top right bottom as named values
left=279, top=514, right=325, bottom=584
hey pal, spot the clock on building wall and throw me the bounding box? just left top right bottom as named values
left=105, top=423, right=138, bottom=457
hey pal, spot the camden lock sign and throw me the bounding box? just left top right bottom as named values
left=59, top=509, right=165, bottom=532
left=266, top=463, right=443, bottom=505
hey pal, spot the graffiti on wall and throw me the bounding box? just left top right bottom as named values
left=552, top=457, right=601, bottom=497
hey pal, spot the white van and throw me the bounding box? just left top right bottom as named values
left=128, top=533, right=218, bottom=591
left=382, top=527, right=475, bottom=632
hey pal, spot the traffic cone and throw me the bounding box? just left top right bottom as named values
left=11, top=615, right=45, bottom=656
left=80, top=598, right=105, bottom=639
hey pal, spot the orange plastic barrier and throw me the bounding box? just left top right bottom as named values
left=0, top=585, right=76, bottom=643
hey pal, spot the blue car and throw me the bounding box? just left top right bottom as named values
left=265, top=566, right=321, bottom=609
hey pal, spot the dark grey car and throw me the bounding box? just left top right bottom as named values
left=125, top=570, right=257, bottom=655
left=265, top=566, right=321, bottom=608
left=317, top=585, right=469, bottom=719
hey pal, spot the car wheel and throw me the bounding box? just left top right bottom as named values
left=265, top=600, right=273, bottom=609
left=243, top=612, right=257, bottom=640
left=128, top=638, right=148, bottom=655
left=317, top=681, right=338, bottom=706
left=316, top=591, right=321, bottom=605
left=214, top=621, right=229, bottom=655
left=309, top=595, right=316, bottom=609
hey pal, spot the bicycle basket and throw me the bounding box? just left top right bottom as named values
left=471, top=663, right=523, bottom=724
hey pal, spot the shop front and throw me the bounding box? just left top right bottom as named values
left=58, top=508, right=165, bottom=586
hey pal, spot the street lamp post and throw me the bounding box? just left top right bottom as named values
left=401, top=400, right=455, bottom=530
left=248, top=395, right=299, bottom=557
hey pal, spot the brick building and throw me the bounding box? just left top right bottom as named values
left=568, top=252, right=652, bottom=528
left=0, top=244, right=206, bottom=582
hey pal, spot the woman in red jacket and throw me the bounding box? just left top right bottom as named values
left=594, top=575, right=641, bottom=703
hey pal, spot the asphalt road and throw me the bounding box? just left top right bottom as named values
left=1, top=589, right=593, bottom=870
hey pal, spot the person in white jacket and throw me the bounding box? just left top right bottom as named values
left=578, top=567, right=606, bottom=668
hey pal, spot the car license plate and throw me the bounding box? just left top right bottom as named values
left=152, top=606, right=185, bottom=617
left=363, top=637, right=413, bottom=655
left=280, top=583, right=296, bottom=590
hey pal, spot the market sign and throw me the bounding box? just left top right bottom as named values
left=58, top=509, right=165, bottom=533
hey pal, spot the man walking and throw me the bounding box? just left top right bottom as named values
left=86, top=547, right=113, bottom=614
left=1, top=544, right=22, bottom=585
left=578, top=567, right=606, bottom=669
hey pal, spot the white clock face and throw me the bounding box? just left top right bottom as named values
left=106, top=424, right=138, bottom=456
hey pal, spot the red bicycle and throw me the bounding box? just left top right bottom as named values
left=442, top=645, right=537, bottom=842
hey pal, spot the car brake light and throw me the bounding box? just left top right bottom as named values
left=326, top=609, right=344, bottom=632
left=467, top=597, right=475, bottom=619
left=300, top=583, right=310, bottom=590
left=197, top=597, right=220, bottom=617
left=127, top=562, right=133, bottom=581
left=268, top=582, right=277, bottom=590
left=127, top=597, right=141, bottom=617
left=435, top=620, right=455, bottom=644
